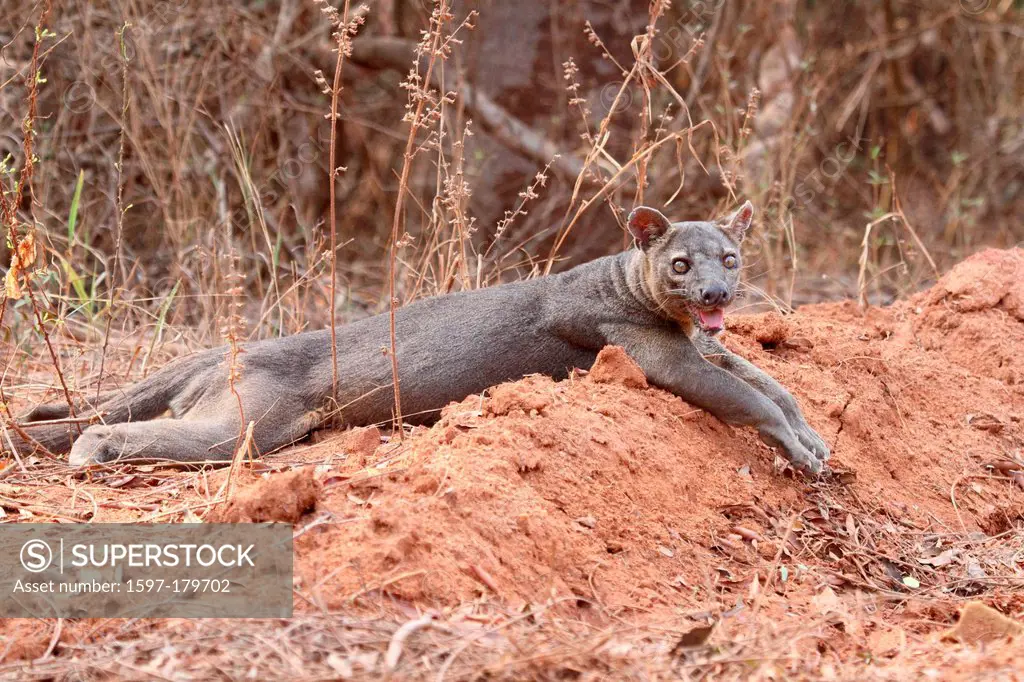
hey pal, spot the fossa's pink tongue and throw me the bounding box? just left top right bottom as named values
left=699, top=308, right=725, bottom=331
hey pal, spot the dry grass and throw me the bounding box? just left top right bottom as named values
left=3, top=608, right=1020, bottom=681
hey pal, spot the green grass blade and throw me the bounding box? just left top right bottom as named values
left=67, top=169, right=85, bottom=245
left=141, top=279, right=180, bottom=376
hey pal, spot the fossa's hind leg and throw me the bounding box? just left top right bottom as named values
left=68, top=394, right=322, bottom=466
left=69, top=419, right=240, bottom=465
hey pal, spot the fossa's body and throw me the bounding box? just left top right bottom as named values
left=12, top=203, right=829, bottom=473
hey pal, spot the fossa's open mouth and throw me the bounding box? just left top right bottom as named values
left=696, top=307, right=725, bottom=333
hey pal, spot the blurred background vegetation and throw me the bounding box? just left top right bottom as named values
left=1, top=0, right=1022, bottom=360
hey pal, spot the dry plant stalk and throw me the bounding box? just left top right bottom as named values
left=857, top=212, right=897, bottom=310
left=482, top=161, right=555, bottom=271
left=385, top=0, right=474, bottom=436
left=858, top=170, right=938, bottom=310
left=96, top=22, right=132, bottom=400
left=222, top=250, right=248, bottom=453
left=314, top=0, right=364, bottom=415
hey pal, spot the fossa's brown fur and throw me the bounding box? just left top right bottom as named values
left=11, top=203, right=829, bottom=474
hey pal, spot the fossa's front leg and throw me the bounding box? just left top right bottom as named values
left=693, top=333, right=830, bottom=463
left=603, top=324, right=823, bottom=474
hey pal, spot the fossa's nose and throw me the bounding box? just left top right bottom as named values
left=700, top=284, right=728, bottom=307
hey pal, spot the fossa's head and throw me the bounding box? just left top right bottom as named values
left=627, top=202, right=753, bottom=334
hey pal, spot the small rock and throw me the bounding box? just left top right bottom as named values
left=575, top=515, right=597, bottom=529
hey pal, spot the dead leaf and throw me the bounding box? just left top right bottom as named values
left=325, top=652, right=354, bottom=678
left=823, top=468, right=857, bottom=485
left=966, top=561, right=989, bottom=581
left=670, top=623, right=715, bottom=655
left=468, top=564, right=499, bottom=593
left=880, top=559, right=904, bottom=584
left=990, top=460, right=1023, bottom=474
left=967, top=413, right=1005, bottom=433
left=731, top=525, right=763, bottom=542
left=4, top=232, right=36, bottom=299
left=918, top=549, right=958, bottom=568
left=748, top=572, right=760, bottom=599
left=106, top=475, right=137, bottom=489
left=845, top=514, right=858, bottom=545
left=812, top=586, right=841, bottom=614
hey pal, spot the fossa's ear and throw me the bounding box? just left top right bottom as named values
left=627, top=206, right=672, bottom=250
left=717, top=201, right=754, bottom=244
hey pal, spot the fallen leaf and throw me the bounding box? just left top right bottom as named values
left=731, top=525, right=763, bottom=542
left=812, top=586, right=841, bottom=614
left=967, top=413, right=1005, bottom=433
left=880, top=559, right=903, bottom=583
left=670, top=623, right=715, bottom=655
left=106, top=475, right=136, bottom=489
left=469, top=564, right=499, bottom=593
left=845, top=514, right=858, bottom=545
left=990, top=460, right=1023, bottom=474
left=326, top=652, right=353, bottom=678
left=748, top=572, right=760, bottom=599
left=966, top=561, right=988, bottom=581
left=918, top=549, right=958, bottom=567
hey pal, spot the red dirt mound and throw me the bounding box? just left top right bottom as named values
left=588, top=345, right=649, bottom=388
left=911, top=248, right=1024, bottom=385
left=210, top=468, right=320, bottom=523
left=292, top=249, right=1024, bottom=613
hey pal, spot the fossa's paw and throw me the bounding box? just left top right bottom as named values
left=68, top=426, right=124, bottom=466
left=795, top=422, right=830, bottom=462
left=783, top=441, right=823, bottom=476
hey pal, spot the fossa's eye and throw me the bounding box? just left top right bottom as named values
left=723, top=254, right=738, bottom=269
left=672, top=259, right=690, bottom=274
